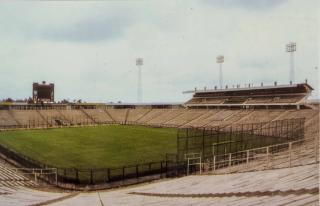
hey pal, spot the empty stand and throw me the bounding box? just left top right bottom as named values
left=126, top=108, right=151, bottom=122
left=0, top=187, right=67, bottom=206
left=80, top=109, right=98, bottom=124
left=224, top=97, right=247, bottom=104
left=37, top=109, right=66, bottom=126
left=47, top=164, right=319, bottom=206
left=0, top=158, right=68, bottom=206
left=183, top=109, right=222, bottom=128
left=9, top=110, right=44, bottom=127
left=185, top=83, right=312, bottom=109
left=0, top=163, right=37, bottom=188
left=136, top=109, right=170, bottom=124
left=82, top=109, right=114, bottom=123
left=0, top=110, right=18, bottom=127
left=131, top=164, right=318, bottom=196
left=247, top=95, right=305, bottom=104
left=224, top=109, right=253, bottom=123
left=186, top=98, right=225, bottom=105
left=0, top=107, right=318, bottom=132
left=106, top=109, right=128, bottom=122
left=147, top=109, right=185, bottom=126
left=208, top=136, right=318, bottom=175
left=59, top=109, right=94, bottom=125
left=203, top=110, right=239, bottom=127
left=236, top=110, right=285, bottom=124
left=165, top=110, right=206, bottom=127
left=277, top=109, right=318, bottom=121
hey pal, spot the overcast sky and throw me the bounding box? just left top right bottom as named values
left=0, top=0, right=318, bottom=103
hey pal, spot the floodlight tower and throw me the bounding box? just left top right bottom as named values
left=286, top=42, right=296, bottom=83
left=216, top=55, right=224, bottom=89
left=136, top=58, right=143, bottom=103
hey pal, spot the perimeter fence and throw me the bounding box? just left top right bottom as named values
left=166, top=118, right=305, bottom=175
left=0, top=143, right=168, bottom=186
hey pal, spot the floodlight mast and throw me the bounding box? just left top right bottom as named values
left=136, top=58, right=143, bottom=103
left=216, top=55, right=224, bottom=89
left=286, top=42, right=296, bottom=83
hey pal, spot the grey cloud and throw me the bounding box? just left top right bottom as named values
left=239, top=59, right=276, bottom=70
left=203, top=0, right=286, bottom=10
left=0, top=0, right=318, bottom=101
left=40, top=16, right=132, bottom=42
left=0, top=4, right=134, bottom=43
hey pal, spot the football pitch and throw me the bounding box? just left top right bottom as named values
left=0, top=125, right=178, bottom=169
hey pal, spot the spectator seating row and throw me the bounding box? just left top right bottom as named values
left=0, top=108, right=318, bottom=132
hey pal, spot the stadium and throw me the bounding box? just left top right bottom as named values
left=0, top=80, right=319, bottom=205
left=0, top=1, right=319, bottom=206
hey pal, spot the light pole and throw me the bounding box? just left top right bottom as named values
left=216, top=55, right=224, bottom=89
left=286, top=42, right=296, bottom=83
left=136, top=58, right=143, bottom=103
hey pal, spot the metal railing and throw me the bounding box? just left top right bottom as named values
left=11, top=167, right=58, bottom=185
left=0, top=140, right=170, bottom=186
left=176, top=118, right=305, bottom=163
left=205, top=137, right=318, bottom=174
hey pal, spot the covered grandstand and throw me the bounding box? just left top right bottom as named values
left=184, top=83, right=313, bottom=109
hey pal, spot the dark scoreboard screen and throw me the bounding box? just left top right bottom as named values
left=33, top=82, right=54, bottom=103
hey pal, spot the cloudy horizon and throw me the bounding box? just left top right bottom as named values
left=0, top=0, right=318, bottom=103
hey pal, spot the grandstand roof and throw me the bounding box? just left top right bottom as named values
left=106, top=102, right=183, bottom=106
left=183, top=83, right=313, bottom=94
left=184, top=83, right=314, bottom=108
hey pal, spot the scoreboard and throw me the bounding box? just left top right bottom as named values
left=32, top=81, right=54, bottom=103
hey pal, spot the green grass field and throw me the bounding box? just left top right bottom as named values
left=0, top=125, right=177, bottom=169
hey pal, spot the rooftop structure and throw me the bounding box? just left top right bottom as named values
left=184, top=82, right=313, bottom=109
